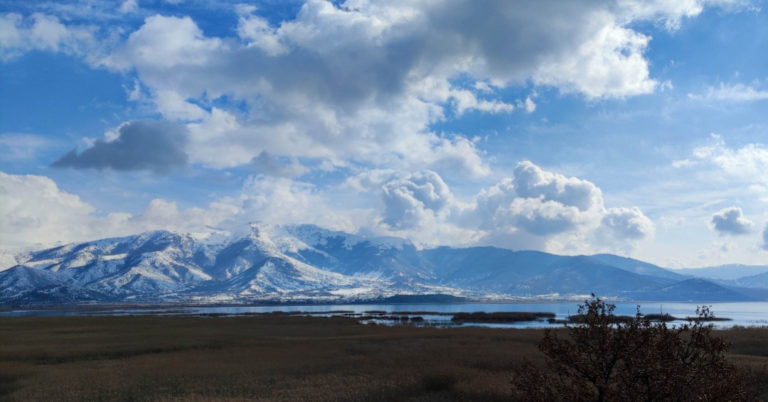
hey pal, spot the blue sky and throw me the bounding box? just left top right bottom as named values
left=2, top=0, right=768, bottom=268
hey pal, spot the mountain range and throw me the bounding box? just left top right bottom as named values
left=1, top=223, right=766, bottom=305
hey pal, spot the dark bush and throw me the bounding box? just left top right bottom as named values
left=511, top=295, right=755, bottom=401
left=451, top=312, right=555, bottom=323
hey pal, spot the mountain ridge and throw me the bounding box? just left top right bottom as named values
left=1, top=224, right=762, bottom=305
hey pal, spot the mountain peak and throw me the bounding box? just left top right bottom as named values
left=0, top=224, right=762, bottom=305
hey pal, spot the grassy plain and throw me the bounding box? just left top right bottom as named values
left=0, top=315, right=766, bottom=401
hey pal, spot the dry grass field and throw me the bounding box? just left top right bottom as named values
left=0, top=315, right=766, bottom=401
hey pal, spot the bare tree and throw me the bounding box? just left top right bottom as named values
left=511, top=295, right=754, bottom=401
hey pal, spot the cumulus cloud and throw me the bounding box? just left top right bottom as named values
left=465, top=161, right=605, bottom=236
left=1, top=160, right=654, bottom=255
left=104, top=14, right=223, bottom=71
left=711, top=207, right=753, bottom=236
left=0, top=171, right=100, bottom=248
left=76, top=0, right=736, bottom=176
left=374, top=161, right=653, bottom=253
left=381, top=171, right=452, bottom=229
left=498, top=198, right=582, bottom=236
left=51, top=120, right=188, bottom=173
left=0, top=172, right=234, bottom=249
left=530, top=9, right=655, bottom=98
left=8, top=0, right=742, bottom=178
left=0, top=170, right=355, bottom=250
left=600, top=207, right=655, bottom=240
left=512, top=161, right=603, bottom=211
left=468, top=161, right=654, bottom=252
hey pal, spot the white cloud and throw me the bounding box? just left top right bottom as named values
left=618, top=0, right=752, bottom=30
left=600, top=207, right=655, bottom=240
left=686, top=135, right=768, bottom=182
left=236, top=5, right=286, bottom=56
left=467, top=161, right=653, bottom=252
left=119, top=0, right=139, bottom=14
left=532, top=10, right=656, bottom=98
left=372, top=161, right=653, bottom=253
left=104, top=15, right=223, bottom=71
left=618, top=0, right=704, bottom=30
left=82, top=0, right=732, bottom=176
left=0, top=170, right=354, bottom=250
left=512, top=161, right=604, bottom=212
left=1, top=161, right=654, bottom=256
left=0, top=13, right=96, bottom=61
left=4, top=1, right=744, bottom=179
left=689, top=82, right=768, bottom=102
left=381, top=171, right=452, bottom=229
left=499, top=198, right=583, bottom=236
left=522, top=96, right=537, bottom=113
left=222, top=176, right=362, bottom=233
left=465, top=161, right=605, bottom=239
left=153, top=90, right=209, bottom=121
left=0, top=171, right=115, bottom=248
left=450, top=89, right=516, bottom=115
left=711, top=206, right=753, bottom=236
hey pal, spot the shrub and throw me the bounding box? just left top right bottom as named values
left=511, top=295, right=754, bottom=401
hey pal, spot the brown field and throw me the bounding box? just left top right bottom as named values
left=0, top=315, right=766, bottom=401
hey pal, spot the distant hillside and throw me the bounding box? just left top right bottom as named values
left=675, top=265, right=768, bottom=281
left=1, top=224, right=762, bottom=305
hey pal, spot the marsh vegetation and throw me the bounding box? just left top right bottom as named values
left=0, top=310, right=766, bottom=401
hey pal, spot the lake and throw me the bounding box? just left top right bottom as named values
left=3, top=301, right=768, bottom=328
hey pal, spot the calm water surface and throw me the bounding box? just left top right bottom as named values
left=3, top=302, right=768, bottom=328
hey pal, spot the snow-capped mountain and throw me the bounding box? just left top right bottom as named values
left=1, top=224, right=764, bottom=305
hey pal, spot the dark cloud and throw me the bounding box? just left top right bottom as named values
left=52, top=120, right=188, bottom=173
left=711, top=207, right=753, bottom=236
left=97, top=0, right=670, bottom=171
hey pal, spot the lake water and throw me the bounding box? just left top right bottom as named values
left=3, top=301, right=768, bottom=328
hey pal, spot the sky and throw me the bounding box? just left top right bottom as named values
left=1, top=0, right=768, bottom=268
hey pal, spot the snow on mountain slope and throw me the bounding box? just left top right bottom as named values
left=197, top=224, right=412, bottom=300
left=279, top=224, right=432, bottom=281
left=0, top=224, right=409, bottom=303
left=0, top=265, right=64, bottom=298
left=0, top=248, right=26, bottom=272
left=2, top=231, right=217, bottom=300
left=217, top=256, right=362, bottom=296
left=0, top=223, right=762, bottom=304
